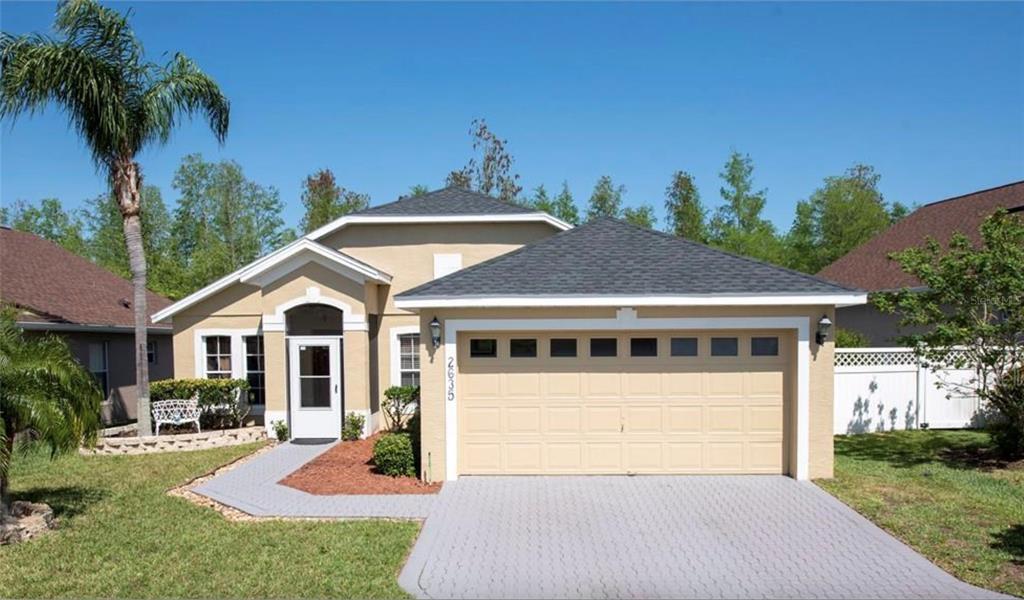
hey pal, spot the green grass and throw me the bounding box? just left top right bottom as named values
left=818, top=430, right=1024, bottom=597
left=0, top=442, right=419, bottom=598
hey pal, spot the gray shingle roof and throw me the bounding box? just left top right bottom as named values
left=397, top=217, right=860, bottom=299
left=356, top=187, right=536, bottom=216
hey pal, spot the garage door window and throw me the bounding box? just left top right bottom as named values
left=589, top=338, right=617, bottom=357
left=711, top=337, right=739, bottom=356
left=510, top=338, right=537, bottom=358
left=751, top=336, right=779, bottom=356
left=670, top=337, right=699, bottom=357
left=630, top=337, right=658, bottom=357
left=470, top=339, right=497, bottom=358
left=550, top=338, right=577, bottom=358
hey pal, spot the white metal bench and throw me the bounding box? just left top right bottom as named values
left=152, top=396, right=201, bottom=435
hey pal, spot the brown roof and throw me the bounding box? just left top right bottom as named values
left=818, top=181, right=1024, bottom=292
left=0, top=227, right=172, bottom=329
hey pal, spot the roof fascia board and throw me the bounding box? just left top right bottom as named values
left=306, top=213, right=572, bottom=241
left=17, top=321, right=172, bottom=334
left=394, top=293, right=868, bottom=310
left=238, top=240, right=390, bottom=286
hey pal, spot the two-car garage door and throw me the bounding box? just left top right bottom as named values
left=458, top=331, right=791, bottom=475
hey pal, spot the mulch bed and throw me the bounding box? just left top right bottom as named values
left=279, top=435, right=441, bottom=495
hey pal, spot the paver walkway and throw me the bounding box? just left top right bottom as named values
left=192, top=441, right=435, bottom=518
left=399, top=476, right=1005, bottom=599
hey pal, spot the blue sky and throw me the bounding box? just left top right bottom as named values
left=1, top=2, right=1022, bottom=232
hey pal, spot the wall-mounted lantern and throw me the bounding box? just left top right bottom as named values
left=429, top=317, right=442, bottom=349
left=816, top=315, right=833, bottom=346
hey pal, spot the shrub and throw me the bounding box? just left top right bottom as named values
left=271, top=420, right=289, bottom=442
left=987, top=368, right=1024, bottom=458
left=342, top=412, right=366, bottom=441
left=151, top=378, right=250, bottom=429
left=372, top=433, right=415, bottom=477
left=382, top=385, right=419, bottom=432
left=835, top=328, right=871, bottom=348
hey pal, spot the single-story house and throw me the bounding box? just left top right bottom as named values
left=154, top=187, right=866, bottom=481
left=819, top=180, right=1024, bottom=346
left=0, top=226, right=174, bottom=424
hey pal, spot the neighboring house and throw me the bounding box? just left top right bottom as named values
left=819, top=180, right=1024, bottom=346
left=155, top=187, right=865, bottom=482
left=0, top=226, right=174, bottom=424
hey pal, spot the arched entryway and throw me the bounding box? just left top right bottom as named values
left=286, top=304, right=344, bottom=440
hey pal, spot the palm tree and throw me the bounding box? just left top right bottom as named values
left=0, top=311, right=103, bottom=516
left=0, top=0, right=230, bottom=435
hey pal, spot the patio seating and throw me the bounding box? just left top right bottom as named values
left=152, top=396, right=201, bottom=435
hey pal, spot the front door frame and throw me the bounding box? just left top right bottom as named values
left=288, top=335, right=343, bottom=440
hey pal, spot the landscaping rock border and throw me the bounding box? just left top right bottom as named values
left=82, top=426, right=266, bottom=456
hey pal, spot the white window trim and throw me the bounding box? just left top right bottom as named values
left=389, top=325, right=421, bottom=388
left=441, top=308, right=812, bottom=482
left=194, top=328, right=264, bottom=414
left=89, top=341, right=110, bottom=397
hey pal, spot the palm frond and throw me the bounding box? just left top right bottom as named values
left=142, top=52, right=229, bottom=147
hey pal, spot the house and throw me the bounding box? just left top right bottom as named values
left=819, top=180, right=1024, bottom=346
left=154, top=187, right=865, bottom=481
left=0, top=226, right=175, bottom=424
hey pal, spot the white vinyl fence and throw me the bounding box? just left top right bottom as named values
left=833, top=348, right=987, bottom=435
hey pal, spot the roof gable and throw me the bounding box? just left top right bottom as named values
left=0, top=227, right=172, bottom=328
left=395, top=218, right=861, bottom=307
left=818, top=180, right=1024, bottom=291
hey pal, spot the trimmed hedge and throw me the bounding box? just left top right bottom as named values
left=373, top=433, right=415, bottom=477
left=151, top=378, right=250, bottom=429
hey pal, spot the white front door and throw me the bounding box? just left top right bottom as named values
left=288, top=337, right=342, bottom=439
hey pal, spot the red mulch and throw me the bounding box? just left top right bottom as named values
left=279, top=435, right=442, bottom=495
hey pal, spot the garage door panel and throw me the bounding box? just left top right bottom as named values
left=546, top=406, right=582, bottom=434
left=504, top=372, right=541, bottom=397
left=545, top=372, right=581, bottom=397
left=459, top=331, right=788, bottom=475
left=667, top=406, right=703, bottom=433
left=464, top=407, right=501, bottom=434
left=505, top=407, right=541, bottom=434
left=625, top=406, right=663, bottom=433
left=708, top=405, right=745, bottom=433
left=547, top=443, right=583, bottom=469
left=585, top=406, right=621, bottom=433
left=586, top=442, right=622, bottom=470
left=505, top=443, right=542, bottom=471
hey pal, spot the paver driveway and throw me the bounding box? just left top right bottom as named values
left=399, top=476, right=1002, bottom=599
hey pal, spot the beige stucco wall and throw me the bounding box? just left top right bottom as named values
left=416, top=305, right=836, bottom=482
left=320, top=222, right=558, bottom=314
left=171, top=221, right=563, bottom=433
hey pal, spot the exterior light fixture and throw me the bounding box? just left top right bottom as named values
left=429, top=317, right=442, bottom=349
left=816, top=315, right=833, bottom=346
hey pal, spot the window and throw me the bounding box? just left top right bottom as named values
left=751, top=336, right=779, bottom=357
left=399, top=333, right=421, bottom=387
left=510, top=338, right=537, bottom=358
left=147, top=340, right=157, bottom=364
left=88, top=341, right=109, bottom=397
left=244, top=335, right=266, bottom=405
left=670, top=337, right=698, bottom=357
left=590, top=338, right=617, bottom=357
left=470, top=338, right=497, bottom=358
left=204, top=336, right=232, bottom=378
left=550, top=338, right=577, bottom=358
left=631, top=337, right=658, bottom=357
left=711, top=337, right=738, bottom=357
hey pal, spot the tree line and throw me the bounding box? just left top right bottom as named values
left=3, top=118, right=911, bottom=301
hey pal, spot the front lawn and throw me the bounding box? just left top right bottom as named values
left=0, top=442, right=418, bottom=599
left=819, top=430, right=1023, bottom=597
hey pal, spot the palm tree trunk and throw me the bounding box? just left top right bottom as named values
left=1, top=422, right=12, bottom=517
left=113, top=159, right=152, bottom=437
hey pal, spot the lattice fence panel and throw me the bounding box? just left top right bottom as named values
left=835, top=350, right=917, bottom=368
